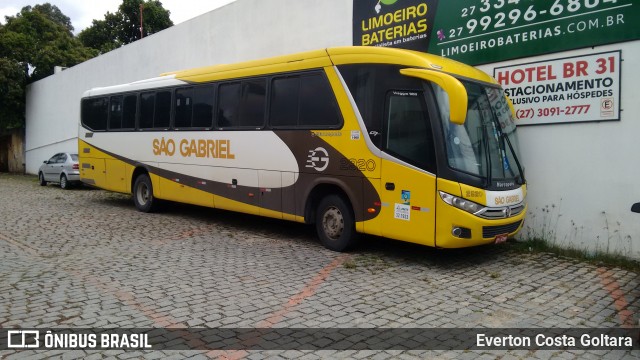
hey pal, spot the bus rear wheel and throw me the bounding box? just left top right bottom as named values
left=133, top=174, right=158, bottom=213
left=315, top=195, right=356, bottom=252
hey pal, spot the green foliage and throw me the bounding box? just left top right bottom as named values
left=0, top=58, right=25, bottom=131
left=77, top=13, right=122, bottom=54
left=79, top=0, right=173, bottom=54
left=0, top=3, right=96, bottom=132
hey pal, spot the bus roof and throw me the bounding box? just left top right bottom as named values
left=168, top=46, right=496, bottom=85
left=83, top=46, right=496, bottom=97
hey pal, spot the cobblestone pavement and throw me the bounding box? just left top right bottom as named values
left=0, top=174, right=638, bottom=359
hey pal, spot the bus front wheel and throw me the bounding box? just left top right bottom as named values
left=315, top=195, right=356, bottom=252
left=133, top=174, right=158, bottom=213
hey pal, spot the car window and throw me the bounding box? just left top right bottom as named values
left=48, top=154, right=59, bottom=163
left=58, top=154, right=68, bottom=163
left=70, top=154, right=78, bottom=161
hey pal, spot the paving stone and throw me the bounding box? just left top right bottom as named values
left=0, top=174, right=637, bottom=359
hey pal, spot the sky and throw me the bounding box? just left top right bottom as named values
left=0, top=0, right=237, bottom=33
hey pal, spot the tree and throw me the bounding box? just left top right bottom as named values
left=79, top=0, right=173, bottom=54
left=77, top=12, right=122, bottom=54
left=0, top=4, right=96, bottom=132
left=0, top=58, right=25, bottom=131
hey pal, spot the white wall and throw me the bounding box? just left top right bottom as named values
left=25, top=0, right=352, bottom=174
left=25, top=0, right=639, bottom=258
left=478, top=41, right=640, bottom=258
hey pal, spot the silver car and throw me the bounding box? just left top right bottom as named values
left=38, top=153, right=80, bottom=189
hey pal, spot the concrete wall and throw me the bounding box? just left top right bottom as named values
left=25, top=0, right=352, bottom=173
left=24, top=0, right=639, bottom=258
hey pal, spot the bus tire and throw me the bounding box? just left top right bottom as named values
left=133, top=174, right=158, bottom=213
left=315, top=194, right=356, bottom=252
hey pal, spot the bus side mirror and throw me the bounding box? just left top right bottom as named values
left=400, top=68, right=468, bottom=125
left=632, top=203, right=640, bottom=213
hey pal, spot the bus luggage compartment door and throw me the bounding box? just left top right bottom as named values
left=80, top=158, right=106, bottom=189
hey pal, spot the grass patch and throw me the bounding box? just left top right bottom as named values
left=507, top=238, right=640, bottom=272
left=342, top=254, right=392, bottom=274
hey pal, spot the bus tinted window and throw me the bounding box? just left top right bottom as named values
left=175, top=87, right=193, bottom=129
left=176, top=86, right=213, bottom=129
left=155, top=91, right=172, bottom=128
left=238, top=79, right=266, bottom=128
left=299, top=74, right=340, bottom=127
left=218, top=79, right=266, bottom=129
left=270, top=77, right=299, bottom=127
left=385, top=91, right=435, bottom=173
left=193, top=85, right=214, bottom=128
left=122, top=94, right=137, bottom=129
left=270, top=73, right=340, bottom=128
left=81, top=97, right=108, bottom=131
left=217, top=82, right=240, bottom=128
left=140, top=92, right=155, bottom=129
left=109, top=96, right=123, bottom=130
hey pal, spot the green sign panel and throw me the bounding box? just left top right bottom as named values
left=354, top=0, right=640, bottom=65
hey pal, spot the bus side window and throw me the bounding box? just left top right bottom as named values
left=385, top=91, right=436, bottom=173
left=109, top=96, right=123, bottom=130
left=217, top=82, right=241, bottom=128
left=192, top=85, right=214, bottom=128
left=81, top=97, right=108, bottom=131
left=139, top=92, right=155, bottom=129
left=238, top=79, right=266, bottom=128
left=175, top=87, right=193, bottom=129
left=122, top=94, right=137, bottom=129
left=218, top=79, right=266, bottom=129
left=298, top=73, right=340, bottom=127
left=269, top=72, right=341, bottom=128
left=154, top=91, right=172, bottom=129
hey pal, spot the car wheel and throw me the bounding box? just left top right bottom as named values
left=315, top=194, right=357, bottom=252
left=133, top=174, right=158, bottom=213
left=39, top=172, right=47, bottom=186
left=60, top=174, right=70, bottom=190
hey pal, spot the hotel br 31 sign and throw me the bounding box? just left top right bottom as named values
left=494, top=51, right=621, bottom=125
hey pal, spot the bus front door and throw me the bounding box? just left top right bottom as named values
left=379, top=159, right=436, bottom=246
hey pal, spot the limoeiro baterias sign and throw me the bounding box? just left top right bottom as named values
left=353, top=0, right=639, bottom=65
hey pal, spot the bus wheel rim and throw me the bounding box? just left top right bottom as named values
left=322, top=206, right=344, bottom=240
left=137, top=183, right=149, bottom=205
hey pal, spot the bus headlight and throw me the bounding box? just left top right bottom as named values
left=439, top=191, right=484, bottom=214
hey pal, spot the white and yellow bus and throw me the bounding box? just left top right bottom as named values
left=79, top=46, right=526, bottom=251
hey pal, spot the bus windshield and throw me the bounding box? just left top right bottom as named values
left=433, top=81, right=525, bottom=188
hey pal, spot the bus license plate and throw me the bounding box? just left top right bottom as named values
left=494, top=234, right=508, bottom=244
